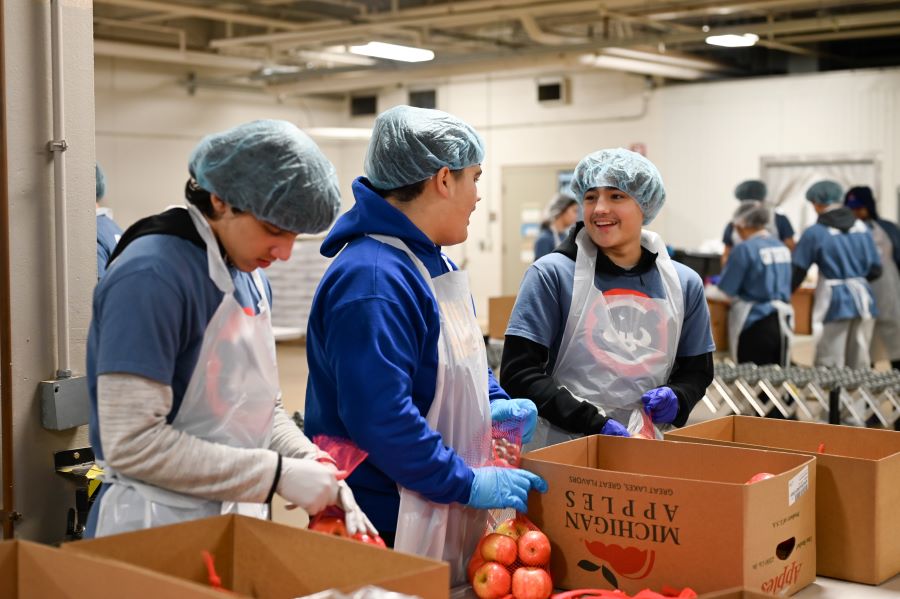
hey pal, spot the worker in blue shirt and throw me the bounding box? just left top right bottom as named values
left=792, top=180, right=882, bottom=368
left=721, top=179, right=795, bottom=266
left=501, top=148, right=715, bottom=445
left=95, top=164, right=123, bottom=279
left=845, top=186, right=900, bottom=370
left=534, top=193, right=578, bottom=260
left=86, top=121, right=374, bottom=539
left=303, top=106, right=546, bottom=583
left=717, top=201, right=793, bottom=366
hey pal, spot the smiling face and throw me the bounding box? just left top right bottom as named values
left=582, top=186, right=644, bottom=253
left=207, top=194, right=298, bottom=272
left=433, top=164, right=482, bottom=246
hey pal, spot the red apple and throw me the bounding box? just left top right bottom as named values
left=746, top=472, right=775, bottom=484
left=480, top=532, right=518, bottom=566
left=494, top=517, right=530, bottom=541
left=511, top=567, right=552, bottom=599
left=309, top=516, right=347, bottom=537
left=352, top=532, right=387, bottom=548
left=471, top=562, right=511, bottom=599
left=467, top=552, right=486, bottom=584
left=517, top=530, right=551, bottom=566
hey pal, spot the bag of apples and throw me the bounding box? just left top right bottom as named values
left=307, top=435, right=387, bottom=548
left=467, top=514, right=553, bottom=599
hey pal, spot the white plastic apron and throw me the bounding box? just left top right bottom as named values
left=373, top=236, right=491, bottom=586
left=728, top=298, right=794, bottom=366
left=869, top=222, right=900, bottom=359
left=530, top=229, right=684, bottom=449
left=95, top=204, right=279, bottom=536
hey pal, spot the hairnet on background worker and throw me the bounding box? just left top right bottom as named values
left=95, top=163, right=123, bottom=279
left=85, top=120, right=374, bottom=539
left=792, top=180, right=882, bottom=368
left=721, top=179, right=795, bottom=265
left=501, top=147, right=714, bottom=447
left=303, top=105, right=546, bottom=584
left=844, top=186, right=900, bottom=369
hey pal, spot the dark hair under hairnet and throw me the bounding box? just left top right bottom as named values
left=189, top=119, right=340, bottom=234
left=570, top=148, right=666, bottom=225
left=734, top=179, right=766, bottom=201
left=806, top=180, right=843, bottom=205
left=364, top=105, right=485, bottom=190
left=96, top=164, right=106, bottom=201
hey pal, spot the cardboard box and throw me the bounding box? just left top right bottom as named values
left=520, top=436, right=816, bottom=595
left=488, top=295, right=516, bottom=340
left=64, top=514, right=449, bottom=599
left=707, top=299, right=729, bottom=351
left=667, top=416, right=900, bottom=585
left=697, top=590, right=774, bottom=599
left=791, top=288, right=813, bottom=336
left=0, top=539, right=224, bottom=598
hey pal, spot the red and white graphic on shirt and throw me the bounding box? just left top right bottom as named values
left=583, top=288, right=670, bottom=378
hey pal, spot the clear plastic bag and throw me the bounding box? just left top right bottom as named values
left=626, top=408, right=663, bottom=440
left=296, top=585, right=422, bottom=599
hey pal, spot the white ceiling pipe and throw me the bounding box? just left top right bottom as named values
left=94, top=40, right=267, bottom=70
left=94, top=0, right=319, bottom=31
left=94, top=17, right=186, bottom=51
left=602, top=47, right=727, bottom=72
left=208, top=0, right=610, bottom=48
left=579, top=54, right=708, bottom=80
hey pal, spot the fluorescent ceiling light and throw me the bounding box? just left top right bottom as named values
left=258, top=64, right=303, bottom=77
left=348, top=41, right=434, bottom=63
left=705, top=33, right=759, bottom=48
left=579, top=53, right=706, bottom=81
left=306, top=127, right=372, bottom=141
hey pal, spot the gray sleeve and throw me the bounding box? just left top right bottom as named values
left=98, top=373, right=279, bottom=503
left=269, top=394, right=322, bottom=460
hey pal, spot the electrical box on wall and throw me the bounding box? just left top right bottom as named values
left=536, top=77, right=569, bottom=105
left=408, top=89, right=436, bottom=109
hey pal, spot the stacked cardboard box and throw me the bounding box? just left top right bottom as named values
left=0, top=539, right=225, bottom=598
left=64, top=514, right=449, bottom=599
left=667, top=416, right=900, bottom=584
left=521, top=436, right=816, bottom=595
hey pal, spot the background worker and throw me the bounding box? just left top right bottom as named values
left=534, top=193, right=578, bottom=260
left=501, top=148, right=715, bottom=446
left=721, top=179, right=795, bottom=266
left=792, top=180, right=882, bottom=368
left=303, top=106, right=546, bottom=583
left=86, top=120, right=373, bottom=538
left=717, top=201, right=793, bottom=366
left=845, top=186, right=900, bottom=370
left=95, top=163, right=123, bottom=279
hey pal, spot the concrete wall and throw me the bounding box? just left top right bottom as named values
left=4, top=0, right=96, bottom=542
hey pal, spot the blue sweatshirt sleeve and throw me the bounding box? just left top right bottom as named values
left=717, top=243, right=748, bottom=297
left=488, top=368, right=510, bottom=401
left=326, top=295, right=474, bottom=505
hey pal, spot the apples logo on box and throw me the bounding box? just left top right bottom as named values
left=577, top=540, right=656, bottom=589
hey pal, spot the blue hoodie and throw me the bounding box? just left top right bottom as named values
left=304, top=177, right=509, bottom=534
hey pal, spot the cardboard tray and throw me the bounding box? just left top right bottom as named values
left=64, top=514, right=449, bottom=599
left=521, top=436, right=816, bottom=595
left=666, top=416, right=900, bottom=585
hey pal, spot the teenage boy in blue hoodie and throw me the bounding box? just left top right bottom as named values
left=303, top=106, right=546, bottom=582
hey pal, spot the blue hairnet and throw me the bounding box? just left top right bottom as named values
left=189, top=119, right=340, bottom=234
left=570, top=148, right=666, bottom=225
left=96, top=164, right=106, bottom=201
left=806, top=180, right=843, bottom=205
left=546, top=193, right=577, bottom=220
left=734, top=179, right=766, bottom=201
left=845, top=186, right=878, bottom=219
left=364, top=105, right=485, bottom=190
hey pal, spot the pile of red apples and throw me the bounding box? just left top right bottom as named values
left=468, top=517, right=553, bottom=599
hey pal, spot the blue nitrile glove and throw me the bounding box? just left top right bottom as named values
left=490, top=398, right=538, bottom=444
left=467, top=467, right=548, bottom=512
left=601, top=418, right=630, bottom=437
left=641, top=386, right=679, bottom=423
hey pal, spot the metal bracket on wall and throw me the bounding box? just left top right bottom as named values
left=0, top=510, right=22, bottom=524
